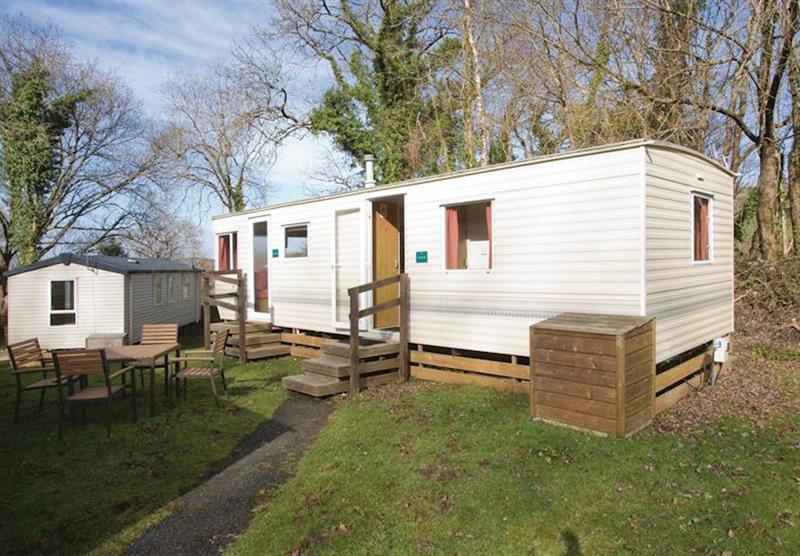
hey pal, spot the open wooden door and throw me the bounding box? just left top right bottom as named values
left=372, top=199, right=402, bottom=328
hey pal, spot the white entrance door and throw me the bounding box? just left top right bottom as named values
left=333, top=208, right=362, bottom=327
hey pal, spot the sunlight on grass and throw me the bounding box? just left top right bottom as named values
left=228, top=384, right=800, bottom=555
left=0, top=354, right=302, bottom=555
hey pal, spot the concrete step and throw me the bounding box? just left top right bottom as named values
left=282, top=372, right=346, bottom=397
left=302, top=354, right=351, bottom=378
left=322, top=340, right=401, bottom=359
left=282, top=370, right=401, bottom=398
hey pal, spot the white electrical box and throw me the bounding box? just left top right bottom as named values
left=712, top=337, right=729, bottom=363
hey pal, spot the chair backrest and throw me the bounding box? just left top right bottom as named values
left=140, top=324, right=178, bottom=345
left=213, top=329, right=230, bottom=355
left=8, top=338, right=46, bottom=370
left=53, top=349, right=108, bottom=379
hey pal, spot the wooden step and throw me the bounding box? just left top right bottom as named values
left=228, top=333, right=282, bottom=347
left=246, top=344, right=291, bottom=360
left=323, top=341, right=400, bottom=359
left=211, top=321, right=272, bottom=335
left=302, top=354, right=351, bottom=378
left=226, top=344, right=290, bottom=360
left=282, top=371, right=401, bottom=398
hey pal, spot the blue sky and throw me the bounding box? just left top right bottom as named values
left=1, top=0, right=339, bottom=253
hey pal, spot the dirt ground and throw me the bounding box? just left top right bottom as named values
left=653, top=334, right=800, bottom=436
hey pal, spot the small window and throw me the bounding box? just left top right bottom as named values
left=285, top=224, right=308, bottom=258
left=217, top=233, right=238, bottom=270
left=445, top=201, right=492, bottom=270
left=50, top=280, right=76, bottom=326
left=692, top=194, right=712, bottom=262
left=182, top=273, right=191, bottom=301
left=167, top=274, right=176, bottom=303
left=153, top=274, right=163, bottom=305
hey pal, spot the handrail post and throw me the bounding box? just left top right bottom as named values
left=399, top=273, right=410, bottom=382
left=349, top=288, right=360, bottom=394
left=202, top=274, right=211, bottom=349
left=237, top=269, right=247, bottom=362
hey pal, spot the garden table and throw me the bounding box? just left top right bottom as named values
left=105, top=343, right=180, bottom=417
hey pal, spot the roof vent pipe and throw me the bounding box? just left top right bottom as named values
left=364, top=154, right=376, bottom=188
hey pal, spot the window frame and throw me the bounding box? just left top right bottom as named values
left=252, top=219, right=270, bottom=313
left=690, top=191, right=714, bottom=265
left=441, top=199, right=494, bottom=272
left=217, top=232, right=238, bottom=270
left=49, top=279, right=77, bottom=327
left=153, top=274, right=163, bottom=305
left=182, top=273, right=191, bottom=301
left=284, top=223, right=309, bottom=258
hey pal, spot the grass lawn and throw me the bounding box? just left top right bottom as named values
left=229, top=353, right=800, bottom=554
left=0, top=325, right=299, bottom=555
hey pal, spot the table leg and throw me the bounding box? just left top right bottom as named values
left=150, top=360, right=156, bottom=417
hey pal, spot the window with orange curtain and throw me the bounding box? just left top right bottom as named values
left=692, top=194, right=711, bottom=262
left=217, top=233, right=238, bottom=270
left=445, top=201, right=492, bottom=270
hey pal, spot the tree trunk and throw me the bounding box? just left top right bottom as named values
left=462, top=0, right=489, bottom=167
left=788, top=55, right=800, bottom=251
left=754, top=141, right=782, bottom=260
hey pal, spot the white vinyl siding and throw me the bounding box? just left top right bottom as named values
left=215, top=148, right=645, bottom=355
left=212, top=142, right=734, bottom=362
left=644, top=147, right=734, bottom=362
left=7, top=264, right=125, bottom=350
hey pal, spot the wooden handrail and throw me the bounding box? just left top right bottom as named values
left=348, top=273, right=410, bottom=394
left=347, top=274, right=401, bottom=295
left=201, top=269, right=248, bottom=362
left=357, top=298, right=401, bottom=319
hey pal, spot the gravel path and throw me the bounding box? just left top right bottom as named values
left=127, top=394, right=332, bottom=555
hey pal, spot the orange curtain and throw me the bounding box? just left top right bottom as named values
left=485, top=203, right=492, bottom=268
left=446, top=207, right=459, bottom=269
left=695, top=199, right=709, bottom=260
left=218, top=235, right=230, bottom=270
left=254, top=269, right=268, bottom=300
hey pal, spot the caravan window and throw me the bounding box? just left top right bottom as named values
left=182, top=273, right=191, bottom=301
left=50, top=280, right=76, bottom=326
left=285, top=225, right=308, bottom=258
left=692, top=194, right=712, bottom=262
left=153, top=274, right=163, bottom=305
left=445, top=201, right=492, bottom=270
left=218, top=233, right=238, bottom=270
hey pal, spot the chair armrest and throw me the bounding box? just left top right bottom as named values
left=12, top=366, right=55, bottom=375
left=109, top=365, right=137, bottom=380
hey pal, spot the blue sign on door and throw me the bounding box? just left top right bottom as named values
left=415, top=251, right=428, bottom=263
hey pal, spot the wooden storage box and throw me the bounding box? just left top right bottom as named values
left=530, top=313, right=655, bottom=436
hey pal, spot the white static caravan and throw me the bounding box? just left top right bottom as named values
left=211, top=140, right=734, bottom=368
left=6, top=254, right=201, bottom=350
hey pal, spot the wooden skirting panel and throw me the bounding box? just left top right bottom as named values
left=411, top=366, right=529, bottom=394
left=408, top=348, right=529, bottom=394
left=654, top=350, right=711, bottom=415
